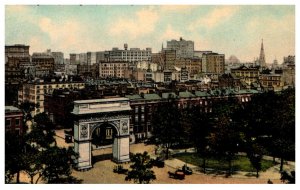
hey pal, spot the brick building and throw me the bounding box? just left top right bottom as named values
left=5, top=106, right=24, bottom=135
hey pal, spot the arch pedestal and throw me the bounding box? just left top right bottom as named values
left=72, top=98, right=132, bottom=170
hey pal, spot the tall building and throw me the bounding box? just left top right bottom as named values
left=163, top=49, right=176, bottom=70
left=31, top=52, right=55, bottom=77
left=99, top=62, right=129, bottom=78
left=166, top=37, right=194, bottom=58
left=201, top=52, right=225, bottom=75
left=18, top=78, right=85, bottom=116
left=5, top=44, right=30, bottom=65
left=5, top=44, right=31, bottom=80
left=70, top=53, right=80, bottom=64
left=106, top=45, right=152, bottom=63
left=87, top=52, right=97, bottom=66
left=51, top=51, right=64, bottom=65
left=259, top=39, right=266, bottom=68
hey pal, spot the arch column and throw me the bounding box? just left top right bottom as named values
left=113, top=135, right=130, bottom=163
left=74, top=123, right=92, bottom=170
left=72, top=98, right=132, bottom=171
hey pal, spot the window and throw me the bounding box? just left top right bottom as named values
left=15, top=128, right=20, bottom=135
left=5, top=119, right=11, bottom=127
left=135, top=106, right=139, bottom=113
left=15, top=118, right=20, bottom=126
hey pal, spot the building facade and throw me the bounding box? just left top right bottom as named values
left=166, top=37, right=194, bottom=58
left=231, top=65, right=260, bottom=86
left=202, top=52, right=225, bottom=75
left=106, top=45, right=152, bottom=63
left=259, top=74, right=283, bottom=92
left=31, top=53, right=55, bottom=77
left=18, top=78, right=85, bottom=116
left=5, top=106, right=24, bottom=135
left=99, top=62, right=129, bottom=78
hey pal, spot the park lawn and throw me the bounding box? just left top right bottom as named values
left=173, top=153, right=275, bottom=172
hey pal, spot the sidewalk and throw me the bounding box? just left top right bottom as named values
left=162, top=151, right=295, bottom=181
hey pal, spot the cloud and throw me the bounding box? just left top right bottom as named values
left=244, top=14, right=295, bottom=62
left=6, top=5, right=29, bottom=15
left=158, top=25, right=183, bottom=43
left=160, top=5, right=195, bottom=12
left=189, top=6, right=240, bottom=31
left=28, top=36, right=47, bottom=53
left=38, top=17, right=90, bottom=53
left=108, top=8, right=159, bottom=39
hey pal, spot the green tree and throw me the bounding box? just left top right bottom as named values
left=247, top=143, right=264, bottom=178
left=40, top=147, right=78, bottom=183
left=19, top=101, right=39, bottom=121
left=209, top=99, right=241, bottom=175
left=151, top=98, right=183, bottom=159
left=188, top=105, right=212, bottom=173
left=26, top=112, right=56, bottom=149
left=125, top=151, right=156, bottom=184
left=5, top=131, right=26, bottom=183
left=280, top=170, right=295, bottom=184
left=6, top=112, right=80, bottom=184
left=271, top=88, right=295, bottom=171
left=22, top=147, right=43, bottom=184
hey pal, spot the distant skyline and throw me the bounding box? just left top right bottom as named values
left=5, top=5, right=295, bottom=63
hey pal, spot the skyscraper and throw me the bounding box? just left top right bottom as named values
left=259, top=39, right=266, bottom=68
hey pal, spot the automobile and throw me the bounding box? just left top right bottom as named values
left=181, top=164, right=193, bottom=175
left=151, top=157, right=165, bottom=168
left=168, top=170, right=185, bottom=180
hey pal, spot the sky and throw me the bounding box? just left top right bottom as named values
left=5, top=5, right=295, bottom=63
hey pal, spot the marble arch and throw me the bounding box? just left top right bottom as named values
left=72, top=98, right=131, bottom=170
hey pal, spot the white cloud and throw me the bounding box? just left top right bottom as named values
left=160, top=5, right=195, bottom=12
left=28, top=36, right=47, bottom=53
left=244, top=14, right=295, bottom=63
left=108, top=8, right=159, bottom=39
left=158, top=25, right=183, bottom=43
left=37, top=17, right=93, bottom=53
left=189, top=6, right=239, bottom=31
left=6, top=5, right=29, bottom=15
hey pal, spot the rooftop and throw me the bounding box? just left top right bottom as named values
left=143, top=93, right=161, bottom=100
left=74, top=97, right=129, bottom=104
left=5, top=106, right=21, bottom=113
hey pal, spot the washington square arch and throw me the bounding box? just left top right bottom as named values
left=72, top=98, right=131, bottom=170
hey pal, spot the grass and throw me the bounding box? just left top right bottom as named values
left=173, top=153, right=276, bottom=172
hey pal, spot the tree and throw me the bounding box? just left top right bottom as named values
left=5, top=112, right=80, bottom=184
left=209, top=98, right=241, bottom=175
left=237, top=89, right=295, bottom=172
left=271, top=88, right=295, bottom=171
left=280, top=170, right=295, bottom=184
left=5, top=131, right=27, bottom=183
left=26, top=112, right=56, bottom=149
left=247, top=143, right=264, bottom=178
left=188, top=105, right=211, bottom=173
left=19, top=101, right=39, bottom=121
left=40, top=147, right=78, bottom=183
left=151, top=98, right=183, bottom=159
left=125, top=151, right=156, bottom=184
left=22, top=147, right=43, bottom=184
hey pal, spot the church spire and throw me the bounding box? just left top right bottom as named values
left=259, top=39, right=266, bottom=67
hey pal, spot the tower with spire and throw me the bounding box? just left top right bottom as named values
left=259, top=39, right=266, bottom=68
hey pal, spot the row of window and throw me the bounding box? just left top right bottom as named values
left=5, top=118, right=20, bottom=127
